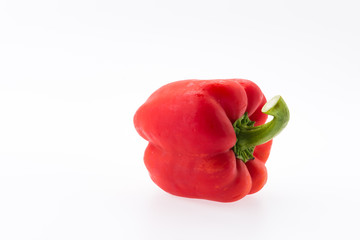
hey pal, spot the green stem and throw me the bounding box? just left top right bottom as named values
left=233, top=95, right=289, bottom=162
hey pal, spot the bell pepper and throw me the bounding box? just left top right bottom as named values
left=134, top=79, right=289, bottom=202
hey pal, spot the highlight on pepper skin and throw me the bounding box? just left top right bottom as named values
left=134, top=79, right=289, bottom=202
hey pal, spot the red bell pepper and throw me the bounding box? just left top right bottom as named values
left=134, top=79, right=289, bottom=202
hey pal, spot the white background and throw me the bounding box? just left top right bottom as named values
left=1, top=0, right=359, bottom=239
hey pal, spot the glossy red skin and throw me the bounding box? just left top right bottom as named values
left=134, top=79, right=273, bottom=202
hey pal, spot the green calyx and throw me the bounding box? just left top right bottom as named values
left=233, top=113, right=256, bottom=161
left=232, top=95, right=290, bottom=163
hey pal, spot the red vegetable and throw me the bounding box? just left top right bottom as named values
left=134, top=79, right=289, bottom=202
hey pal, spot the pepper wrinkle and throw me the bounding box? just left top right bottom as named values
left=134, top=79, right=289, bottom=202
